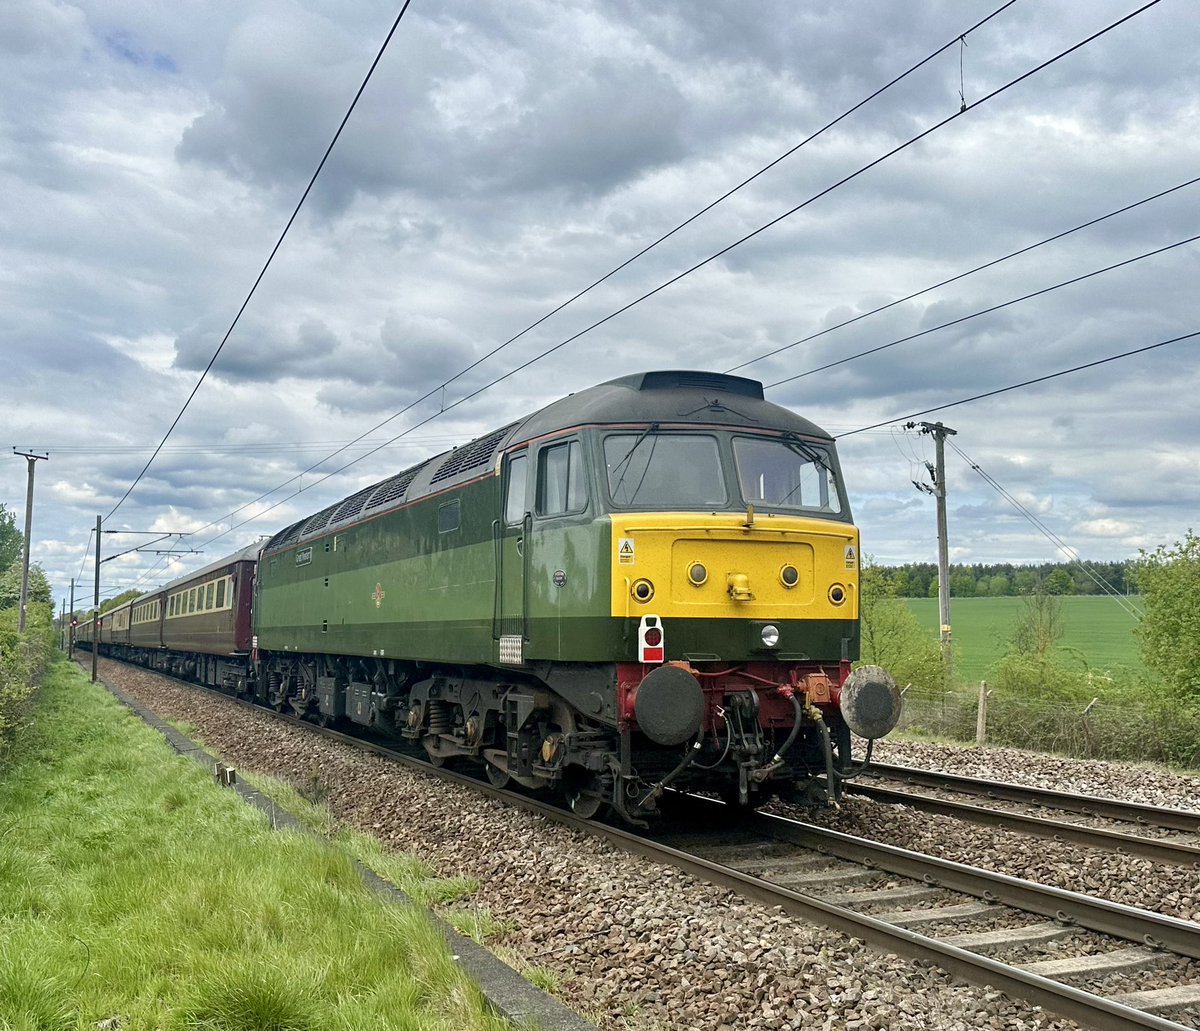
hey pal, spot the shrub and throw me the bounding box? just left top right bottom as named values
left=0, top=603, right=55, bottom=756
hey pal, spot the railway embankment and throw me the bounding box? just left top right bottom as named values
left=0, top=659, right=579, bottom=1031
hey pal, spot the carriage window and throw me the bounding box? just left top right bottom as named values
left=504, top=453, right=528, bottom=525
left=216, top=579, right=226, bottom=608
left=206, top=583, right=215, bottom=609
left=188, top=589, right=196, bottom=613
left=733, top=436, right=844, bottom=515
left=604, top=432, right=726, bottom=509
left=537, top=440, right=587, bottom=516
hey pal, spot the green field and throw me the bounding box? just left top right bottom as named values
left=902, top=595, right=1144, bottom=685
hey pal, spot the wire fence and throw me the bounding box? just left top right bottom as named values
left=897, top=684, right=1200, bottom=770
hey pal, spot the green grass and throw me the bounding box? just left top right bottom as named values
left=0, top=660, right=515, bottom=1031
left=902, top=595, right=1144, bottom=685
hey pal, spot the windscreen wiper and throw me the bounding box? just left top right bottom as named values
left=610, top=423, right=659, bottom=502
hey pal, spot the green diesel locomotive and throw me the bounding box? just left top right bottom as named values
left=253, top=370, right=901, bottom=822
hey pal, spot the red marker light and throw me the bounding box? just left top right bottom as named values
left=639, top=615, right=664, bottom=664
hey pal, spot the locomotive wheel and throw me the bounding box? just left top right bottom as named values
left=565, top=770, right=608, bottom=820
left=422, top=735, right=455, bottom=768
left=485, top=761, right=510, bottom=788
left=567, top=788, right=606, bottom=820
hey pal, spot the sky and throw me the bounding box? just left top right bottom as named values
left=2, top=0, right=1197, bottom=614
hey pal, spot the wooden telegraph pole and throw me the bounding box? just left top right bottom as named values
left=92, top=515, right=101, bottom=684
left=13, top=449, right=48, bottom=632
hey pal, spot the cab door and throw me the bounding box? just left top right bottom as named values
left=494, top=450, right=529, bottom=663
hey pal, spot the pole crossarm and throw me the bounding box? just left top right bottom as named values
left=98, top=532, right=191, bottom=564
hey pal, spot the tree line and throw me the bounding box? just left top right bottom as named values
left=876, top=560, right=1133, bottom=598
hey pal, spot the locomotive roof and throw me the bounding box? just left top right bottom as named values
left=262, top=370, right=833, bottom=555
left=509, top=370, right=833, bottom=442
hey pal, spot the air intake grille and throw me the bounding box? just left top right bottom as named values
left=330, top=484, right=377, bottom=524
left=364, top=467, right=419, bottom=511
left=637, top=371, right=763, bottom=399
left=429, top=423, right=517, bottom=485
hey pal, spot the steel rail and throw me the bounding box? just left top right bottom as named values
left=845, top=781, right=1200, bottom=868
left=714, top=802, right=1200, bottom=961
left=214, top=698, right=1200, bottom=1028
left=86, top=657, right=1200, bottom=1031
left=867, top=762, right=1200, bottom=833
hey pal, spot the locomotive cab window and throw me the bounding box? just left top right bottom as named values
left=503, top=452, right=528, bottom=525
left=733, top=436, right=844, bottom=515
left=604, top=432, right=726, bottom=509
left=536, top=440, right=587, bottom=516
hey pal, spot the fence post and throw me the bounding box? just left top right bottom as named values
left=1081, top=696, right=1099, bottom=757
left=975, top=680, right=990, bottom=748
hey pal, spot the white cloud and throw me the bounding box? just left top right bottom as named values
left=2, top=0, right=1199, bottom=607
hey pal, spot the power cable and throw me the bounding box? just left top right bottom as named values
left=456, top=0, right=1163, bottom=392
left=157, top=1, right=1163, bottom=562
left=765, top=232, right=1200, bottom=389
left=837, top=329, right=1199, bottom=437
left=403, top=1, right=1020, bottom=403
left=140, top=2, right=1023, bottom=550
left=103, top=0, right=416, bottom=524
left=21, top=435, right=464, bottom=456
left=728, top=173, right=1200, bottom=376
left=946, top=438, right=1143, bottom=618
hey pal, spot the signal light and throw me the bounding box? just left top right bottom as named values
left=638, top=614, right=664, bottom=664
left=631, top=578, right=655, bottom=603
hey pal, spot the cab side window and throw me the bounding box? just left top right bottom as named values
left=504, top=452, right=528, bottom=525
left=536, top=440, right=587, bottom=516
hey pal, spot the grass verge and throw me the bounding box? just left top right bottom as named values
left=0, top=660, right=515, bottom=1031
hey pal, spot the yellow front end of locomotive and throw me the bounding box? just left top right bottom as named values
left=608, top=511, right=860, bottom=620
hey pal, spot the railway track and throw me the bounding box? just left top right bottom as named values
left=848, top=763, right=1200, bottom=868
left=95, top=658, right=1200, bottom=1031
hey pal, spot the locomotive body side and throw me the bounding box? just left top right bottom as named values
left=249, top=371, right=900, bottom=820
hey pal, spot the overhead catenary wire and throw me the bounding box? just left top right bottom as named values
left=133, top=2, right=1024, bottom=553
left=187, top=0, right=1166, bottom=553
left=102, top=0, right=416, bottom=524
left=389, top=1, right=1021, bottom=404
left=727, top=173, right=1200, bottom=377
left=119, top=1, right=1166, bottom=579
left=945, top=438, right=1144, bottom=619
left=99, top=2, right=1025, bottom=559
left=836, top=329, right=1200, bottom=437
left=765, top=231, right=1200, bottom=390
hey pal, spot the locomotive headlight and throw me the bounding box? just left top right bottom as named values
left=631, top=578, right=655, bottom=603
left=829, top=583, right=846, bottom=604
left=687, top=562, right=708, bottom=586
left=760, top=624, right=780, bottom=648
left=779, top=564, right=799, bottom=588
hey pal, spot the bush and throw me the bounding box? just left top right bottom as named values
left=859, top=562, right=945, bottom=691
left=1132, top=529, right=1200, bottom=703
left=0, top=602, right=55, bottom=757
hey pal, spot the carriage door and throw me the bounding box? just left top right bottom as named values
left=494, top=450, right=529, bottom=663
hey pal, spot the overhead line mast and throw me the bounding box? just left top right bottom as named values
left=909, top=422, right=957, bottom=682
